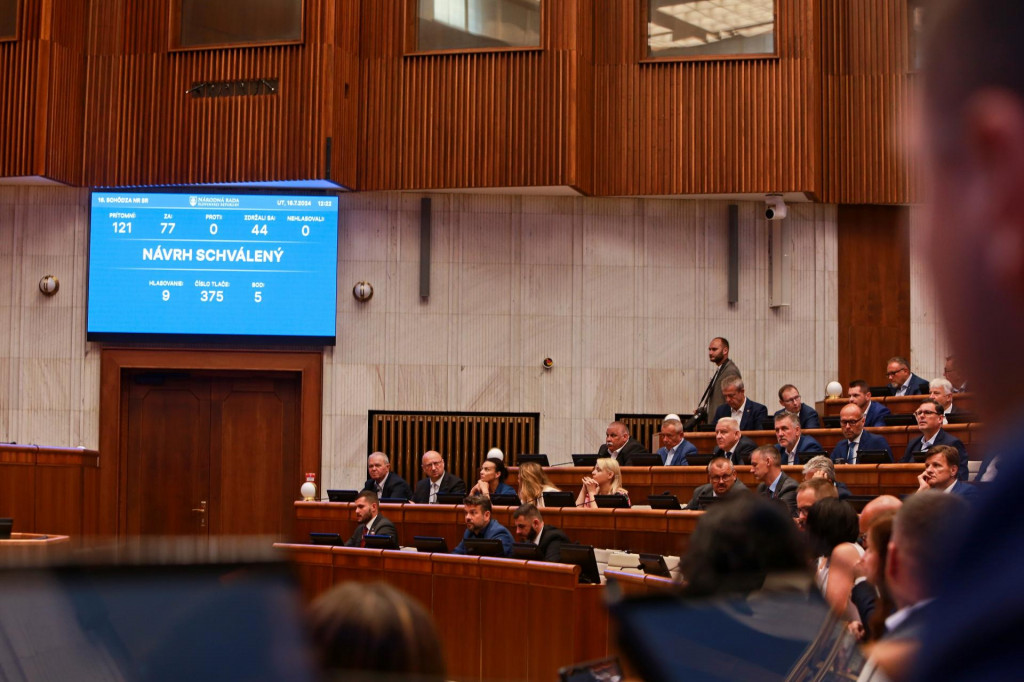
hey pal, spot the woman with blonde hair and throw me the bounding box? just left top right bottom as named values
left=576, top=457, right=630, bottom=508
left=517, top=461, right=561, bottom=507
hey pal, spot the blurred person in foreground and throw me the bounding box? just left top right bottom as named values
left=307, top=581, right=445, bottom=682
left=911, top=5, right=1024, bottom=675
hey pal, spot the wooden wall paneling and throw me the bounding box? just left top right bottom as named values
left=837, top=204, right=910, bottom=387
left=382, top=550, right=434, bottom=611
left=276, top=543, right=335, bottom=603
left=590, top=0, right=820, bottom=197
left=357, top=0, right=580, bottom=191
left=0, top=448, right=37, bottom=532
left=83, top=0, right=336, bottom=186
left=820, top=0, right=918, bottom=204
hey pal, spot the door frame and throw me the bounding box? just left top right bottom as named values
left=96, top=348, right=322, bottom=538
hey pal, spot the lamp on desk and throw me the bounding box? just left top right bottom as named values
left=825, top=381, right=843, bottom=399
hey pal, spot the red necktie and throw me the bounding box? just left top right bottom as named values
left=360, top=525, right=368, bottom=548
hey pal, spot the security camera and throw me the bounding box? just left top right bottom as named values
left=765, top=194, right=787, bottom=221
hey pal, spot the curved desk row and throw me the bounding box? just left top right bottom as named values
left=274, top=543, right=609, bottom=682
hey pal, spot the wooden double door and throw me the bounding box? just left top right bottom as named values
left=121, top=370, right=300, bottom=539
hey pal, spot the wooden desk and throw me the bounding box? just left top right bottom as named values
left=0, top=532, right=70, bottom=547
left=274, top=544, right=609, bottom=681
left=822, top=394, right=976, bottom=416
left=0, top=444, right=99, bottom=541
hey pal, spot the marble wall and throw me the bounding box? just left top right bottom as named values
left=1, top=186, right=843, bottom=489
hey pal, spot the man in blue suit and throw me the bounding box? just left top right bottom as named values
left=886, top=356, right=930, bottom=396
left=830, top=403, right=893, bottom=463
left=914, top=446, right=977, bottom=501
left=773, top=413, right=824, bottom=465
left=773, top=384, right=820, bottom=429
left=711, top=376, right=768, bottom=431
left=848, top=379, right=891, bottom=427
left=903, top=4, right=1024, bottom=678
left=900, top=400, right=968, bottom=481
left=655, top=416, right=696, bottom=466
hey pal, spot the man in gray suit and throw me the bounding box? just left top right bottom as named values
left=344, top=490, right=398, bottom=547
left=701, top=337, right=741, bottom=425
left=686, top=457, right=748, bottom=510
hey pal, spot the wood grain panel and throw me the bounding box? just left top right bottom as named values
left=820, top=0, right=919, bottom=204
left=358, top=0, right=582, bottom=191
left=837, top=204, right=910, bottom=387
left=83, top=0, right=344, bottom=187
left=589, top=0, right=821, bottom=197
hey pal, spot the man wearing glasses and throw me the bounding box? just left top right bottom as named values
left=685, top=457, right=748, bottom=511
left=830, top=404, right=894, bottom=464
left=900, top=399, right=968, bottom=481
left=412, top=450, right=467, bottom=504
left=773, top=384, right=821, bottom=429
left=885, top=356, right=930, bottom=396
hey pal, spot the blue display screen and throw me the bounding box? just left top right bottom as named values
left=87, top=191, right=339, bottom=344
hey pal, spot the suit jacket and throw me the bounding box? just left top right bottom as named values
left=830, top=430, right=894, bottom=464
left=686, top=479, right=749, bottom=510
left=344, top=514, right=398, bottom=547
left=756, top=471, right=799, bottom=516
left=363, top=472, right=415, bottom=500
left=713, top=399, right=769, bottom=432
left=773, top=403, right=821, bottom=429
left=774, top=435, right=825, bottom=465
left=864, top=401, right=892, bottom=427
left=657, top=439, right=697, bottom=466
left=851, top=580, right=878, bottom=628
left=597, top=438, right=649, bottom=466
left=906, top=435, right=1019, bottom=681
left=537, top=525, right=571, bottom=563
left=713, top=435, right=758, bottom=465
left=889, top=373, right=930, bottom=397
left=412, top=472, right=467, bottom=503
left=950, top=480, right=979, bottom=501
left=901, top=429, right=969, bottom=481
left=705, top=359, right=741, bottom=424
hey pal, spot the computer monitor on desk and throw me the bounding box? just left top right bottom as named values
left=435, top=493, right=465, bottom=505
left=627, top=454, right=662, bottom=467
left=572, top=454, right=598, bottom=467
left=463, top=538, right=505, bottom=557
left=362, top=534, right=399, bottom=550
left=559, top=544, right=601, bottom=584
left=517, top=454, right=550, bottom=466
left=326, top=489, right=358, bottom=503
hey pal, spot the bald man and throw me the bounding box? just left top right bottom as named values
left=412, top=450, right=467, bottom=504
left=596, top=421, right=649, bottom=465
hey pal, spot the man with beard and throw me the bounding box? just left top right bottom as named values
left=451, top=494, right=514, bottom=557
left=511, top=503, right=570, bottom=562
left=344, top=490, right=398, bottom=547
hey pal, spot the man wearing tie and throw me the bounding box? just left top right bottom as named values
left=712, top=417, right=758, bottom=465
left=363, top=451, right=414, bottom=500
left=901, top=399, right=969, bottom=480
left=412, top=450, right=467, bottom=503
left=344, top=490, right=398, bottom=547
left=656, top=416, right=697, bottom=466
left=700, top=337, right=741, bottom=425
left=830, top=404, right=893, bottom=464
left=886, top=356, right=930, bottom=396
left=751, top=445, right=798, bottom=517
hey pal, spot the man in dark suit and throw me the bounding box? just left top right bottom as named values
left=848, top=379, right=891, bottom=427
left=830, top=403, right=894, bottom=463
left=902, top=10, right=1023, bottom=677
left=685, top=457, right=749, bottom=510
left=700, top=337, right=741, bottom=425
left=344, top=490, right=398, bottom=547
left=363, top=451, right=414, bottom=500
left=511, top=503, right=570, bottom=563
left=867, top=491, right=967, bottom=678
left=712, top=376, right=768, bottom=431
left=655, top=416, right=696, bottom=466
left=751, top=445, right=798, bottom=517
left=886, top=356, right=930, bottom=396
left=412, top=450, right=467, bottom=503
left=773, top=413, right=825, bottom=465
left=928, top=378, right=961, bottom=423
left=596, top=421, right=649, bottom=465
left=900, top=400, right=968, bottom=480
left=773, top=384, right=821, bottom=429
left=711, top=417, right=757, bottom=464
left=914, top=446, right=978, bottom=501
